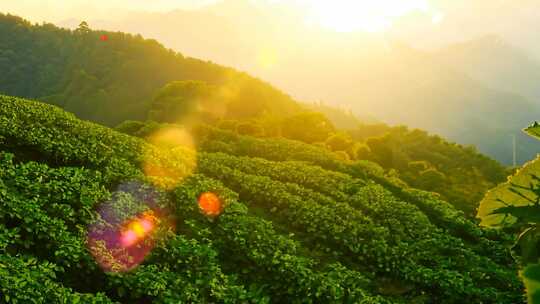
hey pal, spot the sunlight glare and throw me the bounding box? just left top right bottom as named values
left=142, top=126, right=197, bottom=190
left=301, top=0, right=431, bottom=33
left=432, top=12, right=444, bottom=24
left=256, top=47, right=279, bottom=69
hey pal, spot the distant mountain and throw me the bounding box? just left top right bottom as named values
left=389, top=0, right=540, bottom=57
left=335, top=42, right=540, bottom=165
left=431, top=35, right=540, bottom=101
left=427, top=37, right=540, bottom=164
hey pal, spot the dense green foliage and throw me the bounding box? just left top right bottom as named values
left=350, top=125, right=509, bottom=216
left=148, top=80, right=220, bottom=124
left=0, top=13, right=511, bottom=219
left=0, top=14, right=300, bottom=126
left=0, top=11, right=530, bottom=303
left=0, top=95, right=525, bottom=303
left=181, top=115, right=508, bottom=216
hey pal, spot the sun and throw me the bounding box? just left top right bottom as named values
left=301, top=0, right=431, bottom=33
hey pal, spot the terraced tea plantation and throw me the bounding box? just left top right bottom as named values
left=0, top=95, right=524, bottom=303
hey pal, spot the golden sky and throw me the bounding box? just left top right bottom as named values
left=0, top=0, right=219, bottom=22
left=1, top=0, right=439, bottom=30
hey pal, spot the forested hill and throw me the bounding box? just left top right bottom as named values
left=0, top=12, right=512, bottom=217
left=0, top=13, right=300, bottom=126
left=348, top=123, right=510, bottom=216
left=0, top=94, right=524, bottom=302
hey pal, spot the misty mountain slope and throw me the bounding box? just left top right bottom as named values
left=389, top=0, right=540, bottom=57
left=431, top=35, right=540, bottom=101
left=427, top=35, right=540, bottom=164
left=52, top=2, right=540, bottom=164
left=0, top=94, right=524, bottom=303
left=345, top=43, right=540, bottom=165
left=0, top=13, right=300, bottom=126
left=59, top=9, right=246, bottom=68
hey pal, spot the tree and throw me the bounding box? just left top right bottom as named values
left=114, top=120, right=146, bottom=136
left=255, top=114, right=283, bottom=137
left=408, top=160, right=430, bottom=173
left=236, top=121, right=264, bottom=137
left=326, top=132, right=353, bottom=152
left=334, top=151, right=350, bottom=161
left=281, top=112, right=335, bottom=144
left=351, top=143, right=371, bottom=160
left=75, top=21, right=90, bottom=35
left=417, top=168, right=446, bottom=190
left=149, top=81, right=218, bottom=124
left=366, top=136, right=394, bottom=167
left=217, top=120, right=239, bottom=131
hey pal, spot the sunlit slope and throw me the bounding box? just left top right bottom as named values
left=0, top=95, right=524, bottom=303
left=0, top=13, right=300, bottom=126
left=69, top=5, right=540, bottom=165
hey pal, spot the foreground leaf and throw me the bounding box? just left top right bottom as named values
left=522, top=263, right=540, bottom=304
left=525, top=121, right=540, bottom=140
left=477, top=156, right=540, bottom=227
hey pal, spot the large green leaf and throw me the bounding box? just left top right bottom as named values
left=522, top=263, right=540, bottom=304
left=525, top=121, right=540, bottom=140
left=477, top=156, right=540, bottom=227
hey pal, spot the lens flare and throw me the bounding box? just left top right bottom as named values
left=302, top=0, right=430, bottom=33
left=256, top=47, right=279, bottom=69
left=147, top=127, right=195, bottom=150
left=120, top=211, right=156, bottom=247
left=198, top=192, right=223, bottom=217
left=87, top=181, right=172, bottom=273
left=142, top=126, right=197, bottom=190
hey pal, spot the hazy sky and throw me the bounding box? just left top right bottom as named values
left=1, top=0, right=439, bottom=27
left=1, top=0, right=534, bottom=49
left=0, top=0, right=219, bottom=22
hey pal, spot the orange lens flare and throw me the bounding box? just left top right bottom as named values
left=198, top=192, right=223, bottom=217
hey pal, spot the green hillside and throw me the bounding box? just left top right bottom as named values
left=0, top=94, right=524, bottom=303
left=348, top=124, right=510, bottom=217
left=0, top=12, right=514, bottom=218
left=48, top=7, right=540, bottom=165
left=0, top=13, right=300, bottom=126
left=146, top=113, right=507, bottom=217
